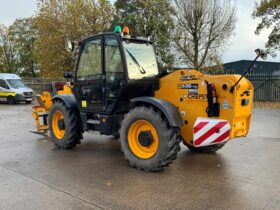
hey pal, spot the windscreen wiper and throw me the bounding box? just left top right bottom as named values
left=125, top=49, right=146, bottom=74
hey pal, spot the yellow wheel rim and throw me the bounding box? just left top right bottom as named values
left=128, top=120, right=159, bottom=159
left=52, top=110, right=65, bottom=140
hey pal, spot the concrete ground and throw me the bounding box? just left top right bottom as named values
left=0, top=103, right=279, bottom=210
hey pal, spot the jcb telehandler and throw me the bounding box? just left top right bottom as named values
left=32, top=26, right=266, bottom=171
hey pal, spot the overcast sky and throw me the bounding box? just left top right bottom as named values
left=0, top=0, right=278, bottom=63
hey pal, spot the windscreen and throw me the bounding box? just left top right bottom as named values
left=123, top=41, right=159, bottom=79
left=7, top=79, right=26, bottom=88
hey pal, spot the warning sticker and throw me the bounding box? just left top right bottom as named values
left=82, top=100, right=87, bottom=108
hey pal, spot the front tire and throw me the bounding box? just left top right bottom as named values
left=49, top=101, right=83, bottom=149
left=7, top=96, right=15, bottom=104
left=120, top=106, right=181, bottom=172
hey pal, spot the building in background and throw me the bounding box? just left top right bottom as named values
left=223, top=60, right=280, bottom=75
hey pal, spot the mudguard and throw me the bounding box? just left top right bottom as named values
left=131, top=97, right=183, bottom=128
left=52, top=94, right=78, bottom=109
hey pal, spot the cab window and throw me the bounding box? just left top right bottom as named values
left=105, top=35, right=123, bottom=74
left=105, top=35, right=124, bottom=108
left=77, top=38, right=102, bottom=81
left=0, top=80, right=9, bottom=89
left=123, top=41, right=158, bottom=80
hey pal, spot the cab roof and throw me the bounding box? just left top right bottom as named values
left=0, top=73, right=21, bottom=80
left=79, top=32, right=153, bottom=45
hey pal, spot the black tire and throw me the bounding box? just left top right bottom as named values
left=26, top=101, right=32, bottom=104
left=120, top=106, right=181, bottom=172
left=7, top=96, right=15, bottom=104
left=49, top=101, right=83, bottom=149
left=183, top=140, right=226, bottom=153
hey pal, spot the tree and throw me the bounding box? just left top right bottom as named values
left=0, top=24, right=19, bottom=73
left=253, top=0, right=280, bottom=56
left=9, top=18, right=38, bottom=77
left=173, top=0, right=237, bottom=69
left=114, top=0, right=175, bottom=70
left=35, top=0, right=114, bottom=78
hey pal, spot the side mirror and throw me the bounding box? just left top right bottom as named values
left=66, top=41, right=75, bottom=52
left=255, top=49, right=267, bottom=60
left=63, top=72, right=73, bottom=79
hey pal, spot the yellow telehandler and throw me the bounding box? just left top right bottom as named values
left=32, top=26, right=266, bottom=171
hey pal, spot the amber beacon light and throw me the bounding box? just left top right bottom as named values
left=123, top=26, right=130, bottom=35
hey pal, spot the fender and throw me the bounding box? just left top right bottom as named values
left=131, top=97, right=183, bottom=128
left=52, top=94, right=78, bottom=109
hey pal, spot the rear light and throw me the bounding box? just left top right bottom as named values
left=211, top=83, right=217, bottom=103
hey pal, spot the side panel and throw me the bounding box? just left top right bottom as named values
left=155, top=70, right=253, bottom=145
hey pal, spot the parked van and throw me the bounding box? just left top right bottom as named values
left=0, top=74, right=34, bottom=104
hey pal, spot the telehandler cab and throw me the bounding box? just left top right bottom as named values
left=32, top=26, right=266, bottom=171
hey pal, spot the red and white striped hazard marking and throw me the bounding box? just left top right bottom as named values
left=193, top=118, right=231, bottom=147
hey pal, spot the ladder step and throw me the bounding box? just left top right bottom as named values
left=87, top=120, right=100, bottom=125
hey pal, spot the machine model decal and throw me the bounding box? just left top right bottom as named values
left=193, top=118, right=231, bottom=147
left=177, top=83, right=198, bottom=89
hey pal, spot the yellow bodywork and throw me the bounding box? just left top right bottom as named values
left=155, top=69, right=253, bottom=146
left=0, top=92, right=16, bottom=97
left=32, top=84, right=72, bottom=132
left=57, top=84, right=72, bottom=95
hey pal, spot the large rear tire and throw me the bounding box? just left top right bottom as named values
left=120, top=106, right=181, bottom=172
left=49, top=101, right=83, bottom=149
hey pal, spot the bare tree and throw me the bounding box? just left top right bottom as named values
left=173, top=0, right=237, bottom=69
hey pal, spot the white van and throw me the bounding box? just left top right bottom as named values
left=0, top=74, right=34, bottom=104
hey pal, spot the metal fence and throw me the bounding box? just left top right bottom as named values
left=23, top=73, right=280, bottom=101
left=246, top=73, right=280, bottom=101
left=23, top=78, right=65, bottom=94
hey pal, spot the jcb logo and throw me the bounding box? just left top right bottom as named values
left=188, top=94, right=207, bottom=100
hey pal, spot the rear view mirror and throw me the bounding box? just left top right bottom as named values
left=255, top=49, right=267, bottom=60
left=63, top=72, right=73, bottom=79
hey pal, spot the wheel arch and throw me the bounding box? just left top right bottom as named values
left=130, top=97, right=183, bottom=128
left=52, top=94, right=78, bottom=109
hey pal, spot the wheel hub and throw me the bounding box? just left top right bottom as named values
left=58, top=119, right=65, bottom=130
left=127, top=119, right=159, bottom=159
left=138, top=130, right=154, bottom=147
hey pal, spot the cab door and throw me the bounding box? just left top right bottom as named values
left=104, top=35, right=125, bottom=113
left=73, top=36, right=104, bottom=112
